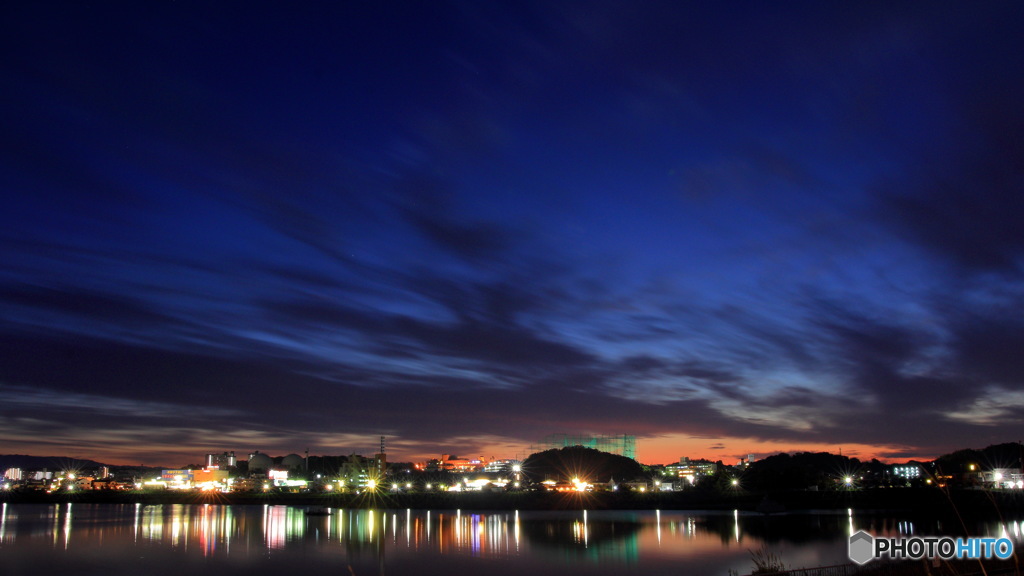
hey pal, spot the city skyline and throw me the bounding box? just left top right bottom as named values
left=2, top=2, right=1024, bottom=467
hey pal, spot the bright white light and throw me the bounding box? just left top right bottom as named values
left=571, top=477, right=591, bottom=492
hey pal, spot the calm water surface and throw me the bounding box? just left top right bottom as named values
left=2, top=502, right=1022, bottom=575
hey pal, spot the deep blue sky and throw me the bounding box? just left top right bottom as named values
left=2, top=1, right=1023, bottom=466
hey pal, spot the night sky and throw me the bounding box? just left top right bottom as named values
left=2, top=2, right=1023, bottom=467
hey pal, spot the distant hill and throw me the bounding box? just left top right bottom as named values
left=521, top=446, right=644, bottom=483
left=933, top=442, right=1024, bottom=472
left=0, top=454, right=108, bottom=471
left=744, top=451, right=862, bottom=491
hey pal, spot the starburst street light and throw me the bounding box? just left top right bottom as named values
left=571, top=477, right=591, bottom=492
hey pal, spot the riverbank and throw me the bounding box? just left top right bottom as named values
left=4, top=487, right=1023, bottom=521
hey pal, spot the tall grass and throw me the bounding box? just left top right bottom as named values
left=749, top=545, right=788, bottom=574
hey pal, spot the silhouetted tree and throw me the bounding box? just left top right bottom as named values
left=744, top=452, right=861, bottom=491
left=934, top=443, right=1023, bottom=474
left=521, top=446, right=643, bottom=483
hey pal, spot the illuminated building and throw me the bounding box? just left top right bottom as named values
left=423, top=454, right=492, bottom=472
left=266, top=469, right=307, bottom=490
left=664, top=457, right=719, bottom=485
left=984, top=468, right=1023, bottom=489
left=535, top=434, right=636, bottom=459
left=891, top=465, right=920, bottom=479
left=4, top=468, right=22, bottom=481
left=483, top=459, right=521, bottom=473
left=161, top=469, right=194, bottom=489
left=193, top=468, right=229, bottom=484
left=339, top=455, right=379, bottom=490
left=161, top=469, right=194, bottom=481
left=205, top=451, right=236, bottom=469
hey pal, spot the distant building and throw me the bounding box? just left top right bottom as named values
left=664, top=457, right=718, bottom=485
left=248, top=451, right=272, bottom=473
left=206, top=451, right=236, bottom=469
left=374, top=437, right=387, bottom=480
left=374, top=452, right=386, bottom=479
left=422, top=455, right=491, bottom=472
left=737, top=454, right=756, bottom=467
left=4, top=468, right=22, bottom=481
left=193, top=468, right=229, bottom=485
left=281, top=454, right=305, bottom=471
left=162, top=469, right=194, bottom=482
left=339, top=455, right=381, bottom=490
left=983, top=468, right=1023, bottom=489
left=891, top=465, right=920, bottom=479
left=483, top=459, right=521, bottom=474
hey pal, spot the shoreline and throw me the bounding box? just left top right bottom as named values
left=4, top=487, right=1023, bottom=521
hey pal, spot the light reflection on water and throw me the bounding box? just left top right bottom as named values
left=1, top=503, right=1022, bottom=576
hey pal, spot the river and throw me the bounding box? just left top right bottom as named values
left=1, top=502, right=1022, bottom=575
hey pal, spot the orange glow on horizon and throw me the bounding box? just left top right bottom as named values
left=5, top=434, right=938, bottom=468
left=628, top=435, right=933, bottom=465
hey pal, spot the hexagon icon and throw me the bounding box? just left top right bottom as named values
left=849, top=530, right=874, bottom=565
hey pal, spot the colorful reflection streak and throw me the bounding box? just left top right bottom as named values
left=3, top=505, right=1024, bottom=576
